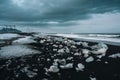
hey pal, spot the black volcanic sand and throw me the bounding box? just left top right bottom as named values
left=0, top=35, right=120, bottom=80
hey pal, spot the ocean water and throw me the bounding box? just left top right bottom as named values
left=53, top=33, right=120, bottom=46
left=75, top=33, right=120, bottom=38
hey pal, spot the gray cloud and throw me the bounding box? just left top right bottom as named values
left=46, top=0, right=120, bottom=21
left=0, top=0, right=120, bottom=25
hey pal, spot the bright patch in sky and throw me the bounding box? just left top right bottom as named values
left=12, top=0, right=25, bottom=7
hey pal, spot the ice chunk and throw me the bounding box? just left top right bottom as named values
left=0, top=33, right=19, bottom=40
left=47, top=58, right=51, bottom=61
left=27, top=71, right=37, bottom=78
left=58, top=49, right=64, bottom=53
left=91, top=43, right=108, bottom=57
left=86, top=56, right=94, bottom=62
left=92, top=48, right=108, bottom=58
left=59, top=44, right=63, bottom=48
left=48, top=65, right=59, bottom=73
left=64, top=40, right=68, bottom=44
left=76, top=42, right=82, bottom=45
left=54, top=59, right=66, bottom=65
left=13, top=36, right=35, bottom=44
left=65, top=47, right=70, bottom=53
left=105, top=61, right=108, bottom=64
left=60, top=63, right=73, bottom=69
left=40, top=39, right=46, bottom=43
left=92, top=48, right=107, bottom=55
left=90, top=77, right=96, bottom=80
left=33, top=69, right=38, bottom=72
left=59, top=59, right=66, bottom=65
left=21, top=66, right=37, bottom=78
left=71, top=45, right=76, bottom=48
left=54, top=37, right=64, bottom=42
left=74, top=53, right=81, bottom=56
left=0, top=45, right=39, bottom=58
left=67, top=57, right=73, bottom=60
left=53, top=44, right=58, bottom=48
left=53, top=49, right=57, bottom=51
left=76, top=63, right=85, bottom=71
left=98, top=42, right=108, bottom=49
left=69, top=40, right=76, bottom=45
left=109, top=53, right=120, bottom=58
left=81, top=42, right=89, bottom=47
left=54, top=59, right=59, bottom=62
left=42, top=78, right=48, bottom=80
left=91, top=42, right=108, bottom=50
left=48, top=62, right=59, bottom=73
left=82, top=49, right=90, bottom=57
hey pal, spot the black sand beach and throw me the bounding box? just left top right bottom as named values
left=0, top=33, right=120, bottom=80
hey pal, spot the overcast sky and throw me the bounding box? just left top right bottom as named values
left=0, top=0, right=120, bottom=33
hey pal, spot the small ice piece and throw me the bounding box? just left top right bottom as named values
left=58, top=49, right=64, bottom=53
left=91, top=45, right=98, bottom=50
left=54, top=59, right=66, bottom=65
left=74, top=53, right=81, bottom=56
left=6, top=59, right=12, bottom=66
left=81, top=42, right=89, bottom=47
left=53, top=48, right=57, bottom=51
left=67, top=57, right=73, bottom=60
left=109, top=53, right=120, bottom=58
left=82, top=49, right=90, bottom=57
left=42, top=78, right=48, bottom=80
left=86, top=56, right=94, bottom=62
left=40, top=40, right=45, bottom=43
left=21, top=67, right=37, bottom=78
left=71, top=45, right=76, bottom=48
left=90, top=77, right=96, bottom=80
left=47, top=58, right=51, bottom=61
left=76, top=42, right=82, bottom=45
left=48, top=62, right=59, bottom=73
left=46, top=39, right=51, bottom=42
left=59, top=44, right=63, bottom=48
left=64, top=40, right=68, bottom=44
left=76, top=63, right=85, bottom=71
left=48, top=65, right=59, bottom=73
left=54, top=59, right=59, bottom=62
left=53, top=44, right=58, bottom=48
left=46, top=43, right=49, bottom=45
left=70, top=40, right=76, bottom=45
left=65, top=47, right=70, bottom=53
left=96, top=59, right=101, bottom=62
left=33, top=69, right=38, bottom=72
left=54, top=37, right=63, bottom=42
left=49, top=42, right=53, bottom=45
left=56, top=41, right=60, bottom=44
left=105, top=61, right=108, bottom=64
left=60, top=63, right=73, bottom=69
left=27, top=71, right=37, bottom=78
left=59, top=59, right=66, bottom=65
left=37, top=58, right=40, bottom=61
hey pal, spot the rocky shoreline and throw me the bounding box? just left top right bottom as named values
left=0, top=33, right=120, bottom=80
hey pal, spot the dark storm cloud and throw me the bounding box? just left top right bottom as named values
left=0, top=0, right=120, bottom=24
left=46, top=0, right=120, bottom=22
